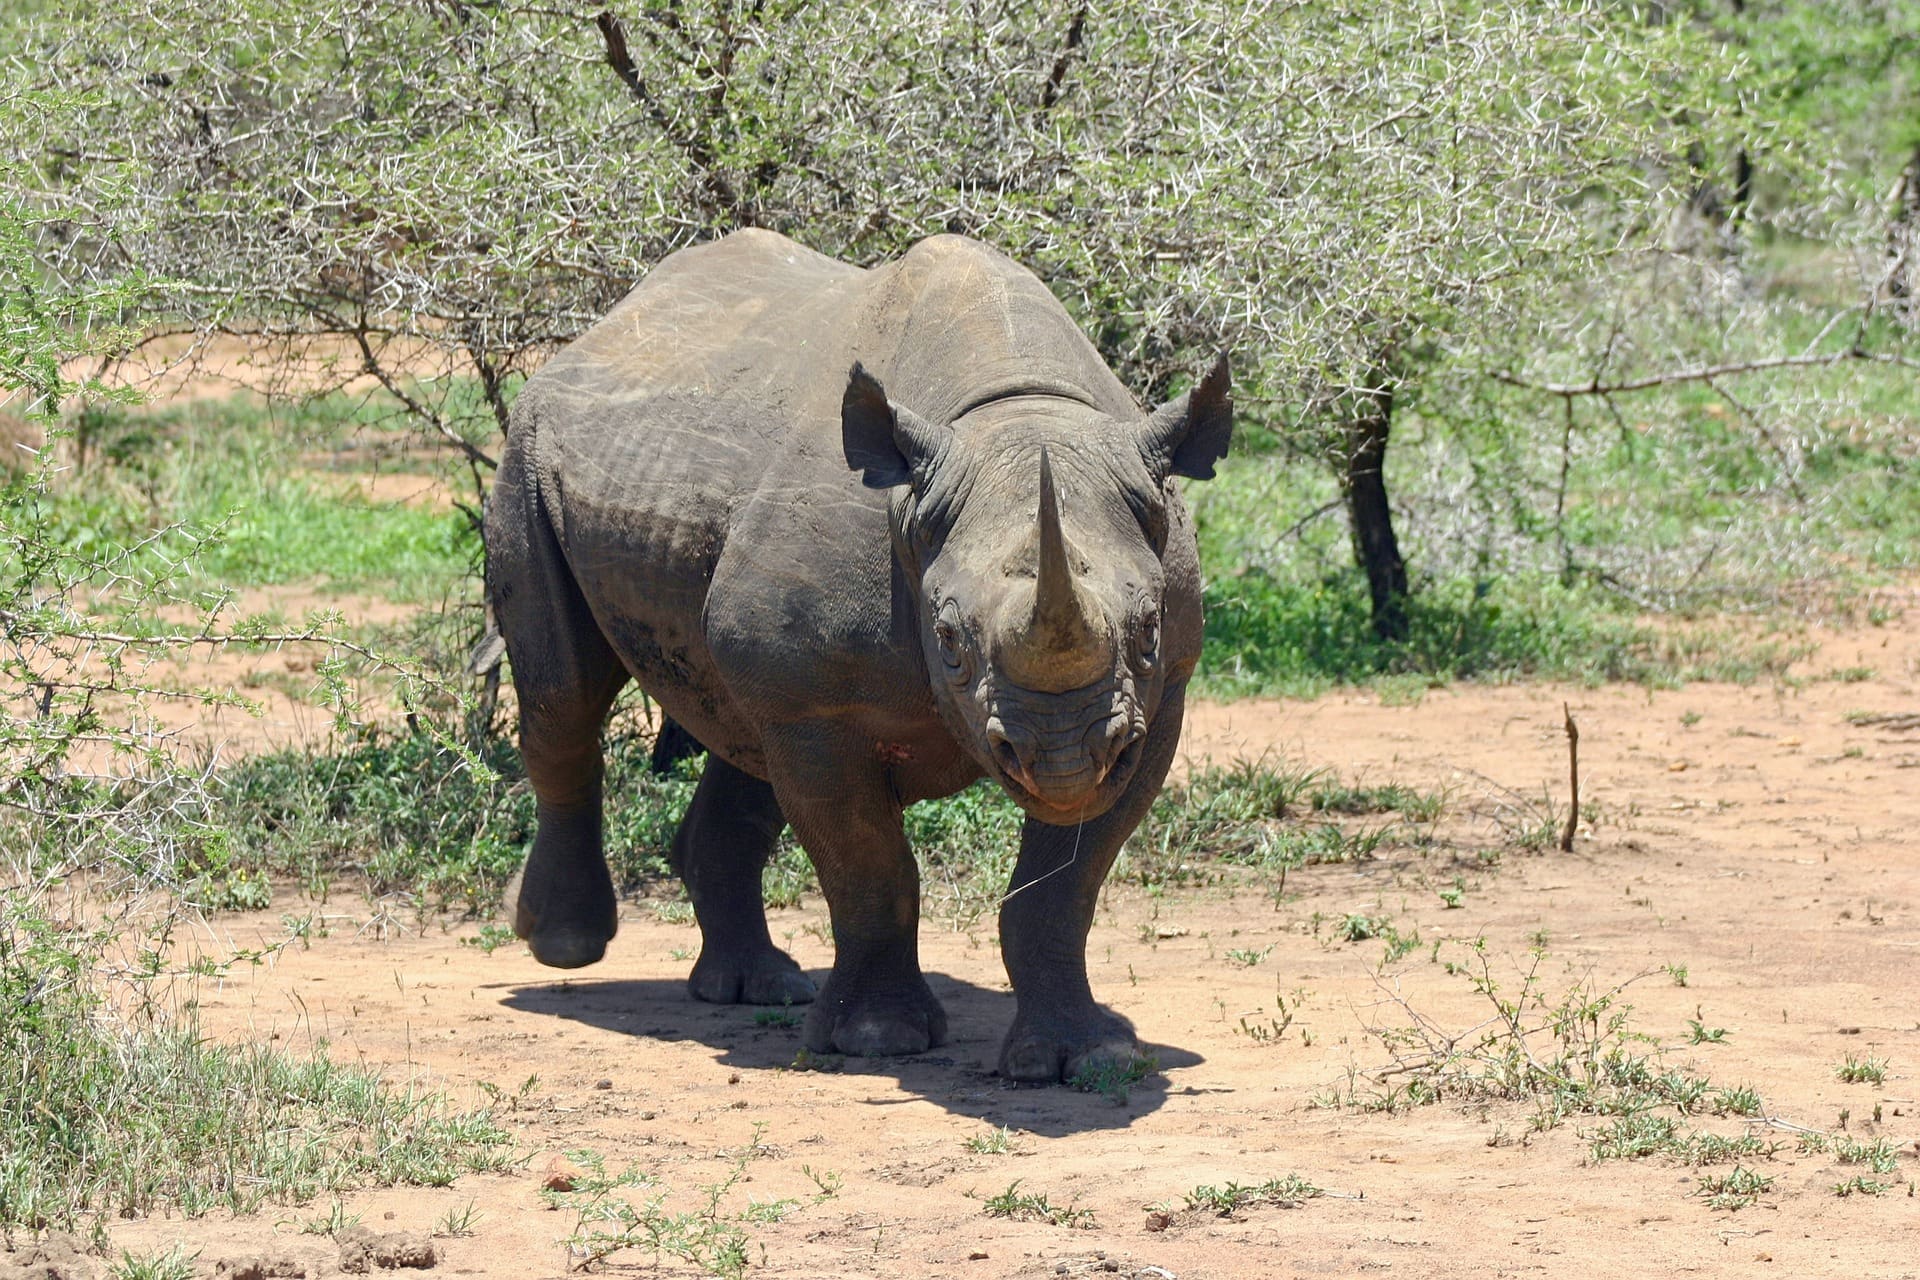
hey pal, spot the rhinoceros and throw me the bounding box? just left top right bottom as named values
left=487, top=229, right=1231, bottom=1081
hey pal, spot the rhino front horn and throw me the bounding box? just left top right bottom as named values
left=1021, top=446, right=1104, bottom=682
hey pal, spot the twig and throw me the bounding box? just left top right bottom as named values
left=1560, top=703, right=1579, bottom=853
left=0, top=611, right=445, bottom=687
left=350, top=328, right=498, bottom=470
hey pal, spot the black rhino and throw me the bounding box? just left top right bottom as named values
left=488, top=230, right=1231, bottom=1081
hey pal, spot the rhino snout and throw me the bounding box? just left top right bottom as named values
left=985, top=708, right=1145, bottom=814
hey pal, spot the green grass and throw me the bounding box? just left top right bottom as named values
left=1696, top=1166, right=1772, bottom=1211
left=1067, top=1053, right=1158, bottom=1104
left=0, top=894, right=516, bottom=1233
left=1190, top=334, right=1920, bottom=698
left=539, top=1146, right=767, bottom=1277
left=213, top=726, right=695, bottom=914
left=111, top=1246, right=200, bottom=1280
left=44, top=394, right=476, bottom=603
left=963, top=1126, right=1019, bottom=1155
left=204, top=715, right=1448, bottom=927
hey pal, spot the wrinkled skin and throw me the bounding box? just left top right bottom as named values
left=488, top=230, right=1231, bottom=1080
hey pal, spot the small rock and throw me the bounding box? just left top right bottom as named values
left=542, top=1154, right=585, bottom=1193
left=967, top=1251, right=989, bottom=1261
left=594, top=1079, right=613, bottom=1090
left=1102, top=1262, right=1122, bottom=1273
left=1143, top=1210, right=1172, bottom=1233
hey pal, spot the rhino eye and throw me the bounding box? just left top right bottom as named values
left=1135, top=607, right=1160, bottom=668
left=933, top=605, right=970, bottom=677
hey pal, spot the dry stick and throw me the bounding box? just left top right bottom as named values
left=1560, top=703, right=1579, bottom=853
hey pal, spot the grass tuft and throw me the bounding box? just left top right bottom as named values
left=1181, top=1174, right=1323, bottom=1217
left=980, top=1181, right=1095, bottom=1228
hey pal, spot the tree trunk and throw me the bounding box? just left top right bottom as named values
left=1342, top=378, right=1409, bottom=643
left=1887, top=144, right=1920, bottom=325
left=1729, top=146, right=1753, bottom=227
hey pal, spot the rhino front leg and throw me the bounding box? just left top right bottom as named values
left=673, top=755, right=817, bottom=1007
left=768, top=733, right=947, bottom=1057
left=997, top=683, right=1187, bottom=1082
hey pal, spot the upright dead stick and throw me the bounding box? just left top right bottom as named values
left=1560, top=702, right=1580, bottom=852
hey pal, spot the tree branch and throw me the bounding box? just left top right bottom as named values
left=350, top=327, right=498, bottom=470
left=1491, top=347, right=1920, bottom=397
left=593, top=9, right=747, bottom=222
left=1039, top=3, right=1090, bottom=113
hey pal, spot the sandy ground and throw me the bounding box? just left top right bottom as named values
left=58, top=599, right=1915, bottom=1279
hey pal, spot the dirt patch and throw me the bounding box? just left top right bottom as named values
left=80, top=607, right=1920, bottom=1278
left=0, top=1234, right=98, bottom=1280
left=299, top=468, right=460, bottom=513
left=209, top=1251, right=326, bottom=1280
left=76, top=333, right=465, bottom=407
left=335, top=1227, right=437, bottom=1273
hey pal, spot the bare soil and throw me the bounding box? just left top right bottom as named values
left=91, top=604, right=1920, bottom=1278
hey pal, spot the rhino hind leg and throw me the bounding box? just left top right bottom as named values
left=509, top=647, right=628, bottom=969
left=491, top=443, right=628, bottom=970
left=672, top=755, right=817, bottom=1006
left=648, top=715, right=704, bottom=777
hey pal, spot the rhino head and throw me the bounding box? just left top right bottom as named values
left=843, top=357, right=1232, bottom=822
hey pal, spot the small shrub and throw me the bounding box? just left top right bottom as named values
left=1835, top=1053, right=1888, bottom=1085
left=980, top=1181, right=1094, bottom=1228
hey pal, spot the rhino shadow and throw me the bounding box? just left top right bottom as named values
left=499, top=970, right=1202, bottom=1137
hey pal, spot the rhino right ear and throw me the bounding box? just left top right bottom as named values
left=842, top=363, right=943, bottom=489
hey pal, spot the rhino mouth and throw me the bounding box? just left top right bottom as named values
left=982, top=694, right=1147, bottom=821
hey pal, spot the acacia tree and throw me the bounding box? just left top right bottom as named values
left=7, top=0, right=1743, bottom=639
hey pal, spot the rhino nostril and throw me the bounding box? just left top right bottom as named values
left=988, top=729, right=1030, bottom=785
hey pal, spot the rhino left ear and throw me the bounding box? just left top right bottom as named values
left=1139, top=353, right=1233, bottom=482
left=842, top=362, right=943, bottom=490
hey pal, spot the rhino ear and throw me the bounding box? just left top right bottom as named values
left=842, top=362, right=943, bottom=490
left=1139, top=353, right=1233, bottom=482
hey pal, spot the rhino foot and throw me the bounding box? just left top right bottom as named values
left=804, top=980, right=948, bottom=1058
left=506, top=866, right=619, bottom=970
left=998, top=1009, right=1141, bottom=1084
left=688, top=947, right=818, bottom=1006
